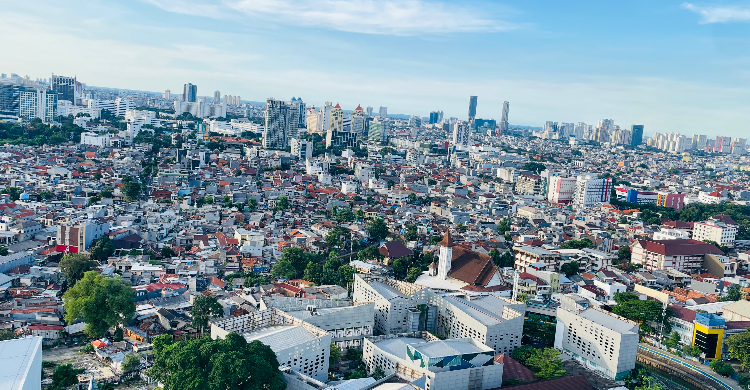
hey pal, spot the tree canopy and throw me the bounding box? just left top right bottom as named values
left=89, top=235, right=115, bottom=261
left=726, top=330, right=750, bottom=368
left=63, top=271, right=135, bottom=338
left=367, top=218, right=389, bottom=243
left=559, top=239, right=594, bottom=249
left=148, top=333, right=286, bottom=390
left=191, top=295, right=224, bottom=335
left=59, top=253, right=99, bottom=286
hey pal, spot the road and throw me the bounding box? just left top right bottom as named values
left=638, top=344, right=739, bottom=390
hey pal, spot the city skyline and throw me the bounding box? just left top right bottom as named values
left=2, top=1, right=750, bottom=137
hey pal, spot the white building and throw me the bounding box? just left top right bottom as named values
left=693, top=217, right=737, bottom=247
left=652, top=228, right=690, bottom=241
left=18, top=87, right=57, bottom=122
left=573, top=174, right=612, bottom=209
left=290, top=138, right=313, bottom=160
left=0, top=337, right=42, bottom=390
left=211, top=309, right=331, bottom=382
left=87, top=97, right=134, bottom=117
left=554, top=295, right=639, bottom=380
left=173, top=100, right=226, bottom=119
left=547, top=176, right=577, bottom=204
left=80, top=132, right=113, bottom=148
left=264, top=98, right=300, bottom=149
left=452, top=121, right=470, bottom=146
left=363, top=337, right=502, bottom=390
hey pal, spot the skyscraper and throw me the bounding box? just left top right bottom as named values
left=0, top=83, right=20, bottom=116
left=467, top=96, right=477, bottom=129
left=214, top=90, right=220, bottom=103
left=351, top=105, right=366, bottom=136
left=379, top=106, right=387, bottom=119
left=631, top=125, right=644, bottom=147
left=429, top=111, right=439, bottom=124
left=18, top=86, right=57, bottom=122
left=292, top=97, right=306, bottom=128
left=366, top=106, right=373, bottom=117
left=51, top=74, right=76, bottom=103
left=499, top=101, right=509, bottom=135
left=163, top=90, right=171, bottom=99
left=264, top=98, right=300, bottom=149
left=452, top=121, right=470, bottom=146
left=183, top=83, right=197, bottom=102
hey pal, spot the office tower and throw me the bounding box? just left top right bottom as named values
left=715, top=136, right=731, bottom=154
left=51, top=74, right=75, bottom=103
left=183, top=83, right=197, bottom=102
left=452, top=121, right=470, bottom=146
left=429, top=111, right=439, bottom=124
left=408, top=115, right=422, bottom=128
left=499, top=101, right=509, bottom=134
left=573, top=122, right=586, bottom=139
left=631, top=125, right=644, bottom=147
left=163, top=90, right=171, bottom=99
left=0, top=83, right=20, bottom=116
left=692, top=134, right=707, bottom=150
left=366, top=106, right=373, bottom=117
left=379, top=106, right=387, bottom=118
left=437, top=110, right=444, bottom=123
left=214, top=90, right=220, bottom=103
left=467, top=96, right=477, bottom=129
left=598, top=119, right=614, bottom=131
left=320, top=101, right=333, bottom=135
left=369, top=117, right=389, bottom=144
left=305, top=107, right=320, bottom=133
left=292, top=97, right=306, bottom=128
left=263, top=98, right=300, bottom=149
left=351, top=105, right=366, bottom=136
left=18, top=87, right=57, bottom=122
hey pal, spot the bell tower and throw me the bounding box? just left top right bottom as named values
left=437, top=230, right=454, bottom=280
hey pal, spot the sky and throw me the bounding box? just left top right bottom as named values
left=2, top=0, right=750, bottom=137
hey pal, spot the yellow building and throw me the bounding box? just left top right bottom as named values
left=692, top=312, right=725, bottom=360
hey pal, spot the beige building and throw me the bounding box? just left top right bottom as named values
left=693, top=217, right=738, bottom=247
left=722, top=300, right=750, bottom=322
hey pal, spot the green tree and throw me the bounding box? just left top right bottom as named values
left=372, top=366, right=386, bottom=380
left=271, top=259, right=296, bottom=279
left=204, top=195, right=214, bottom=204
left=1, top=187, right=21, bottom=201
left=559, top=261, right=580, bottom=277
left=722, top=284, right=741, bottom=302
left=522, top=162, right=547, bottom=174
left=303, top=261, right=323, bottom=284
left=617, top=245, right=631, bottom=264
left=50, top=363, right=83, bottom=389
left=122, top=181, right=142, bottom=201
left=683, top=344, right=702, bottom=358
left=408, top=193, right=417, bottom=203
left=281, top=246, right=310, bottom=278
left=612, top=294, right=670, bottom=335
left=191, top=295, right=224, bottom=335
left=89, top=235, right=115, bottom=261
left=121, top=353, right=141, bottom=373
left=404, top=224, right=418, bottom=242
left=0, top=246, right=8, bottom=256
left=726, top=330, right=750, bottom=368
left=59, top=253, right=99, bottom=286
left=113, top=327, right=124, bottom=342
left=497, top=219, right=511, bottom=234
left=367, top=218, right=389, bottom=243
left=40, top=191, right=53, bottom=200
left=330, top=342, right=342, bottom=366
left=148, top=333, right=286, bottom=390
left=511, top=345, right=537, bottom=367
left=406, top=267, right=423, bottom=283
left=559, top=239, right=594, bottom=249
left=338, top=264, right=356, bottom=289
left=526, top=348, right=566, bottom=379
left=392, top=258, right=409, bottom=279
left=0, top=329, right=17, bottom=341
left=276, top=196, right=289, bottom=211
left=710, top=359, right=735, bottom=377
left=664, top=331, right=681, bottom=349
left=248, top=198, right=258, bottom=211
left=63, top=271, right=136, bottom=338
left=161, top=246, right=176, bottom=258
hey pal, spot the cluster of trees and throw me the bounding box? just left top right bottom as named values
left=559, top=238, right=594, bottom=250
left=90, top=235, right=115, bottom=261
left=121, top=175, right=142, bottom=201
left=1, top=186, right=22, bottom=201
left=148, top=333, right=286, bottom=390
left=522, top=162, right=547, bottom=174
left=63, top=271, right=135, bottom=338
left=522, top=315, right=556, bottom=347
left=559, top=261, right=580, bottom=277
left=190, top=295, right=224, bottom=335
left=490, top=249, right=514, bottom=268
left=0, top=116, right=85, bottom=146
left=611, top=292, right=672, bottom=336
left=511, top=346, right=567, bottom=379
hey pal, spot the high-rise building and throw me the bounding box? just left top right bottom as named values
left=732, top=138, right=747, bottom=155
left=325, top=103, right=357, bottom=148
left=467, top=96, right=477, bottom=129
left=499, top=101, right=509, bottom=134
left=715, top=136, right=731, bottom=153
left=183, top=83, right=197, bottom=102
left=573, top=174, right=612, bottom=209
left=18, top=87, right=57, bottom=122
left=631, top=125, right=644, bottom=147
left=351, top=105, right=366, bottom=136
left=0, top=83, right=20, bottom=116
left=366, top=106, right=373, bottom=117
left=429, top=111, right=439, bottom=124
left=263, top=98, right=300, bottom=149
left=292, top=97, right=306, bottom=128
left=378, top=106, right=387, bottom=119
left=213, top=90, right=220, bottom=103
left=452, top=121, right=470, bottom=146
left=692, top=134, right=707, bottom=150
left=51, top=74, right=75, bottom=103
left=163, top=89, right=171, bottom=99
left=368, top=117, right=388, bottom=144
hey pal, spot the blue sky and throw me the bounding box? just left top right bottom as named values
left=2, top=0, right=750, bottom=137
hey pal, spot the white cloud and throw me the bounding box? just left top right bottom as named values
left=142, top=0, right=516, bottom=35
left=681, top=2, right=750, bottom=23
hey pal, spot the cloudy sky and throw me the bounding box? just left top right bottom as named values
left=2, top=0, right=749, bottom=137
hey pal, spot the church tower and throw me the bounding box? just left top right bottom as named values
left=437, top=230, right=454, bottom=280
